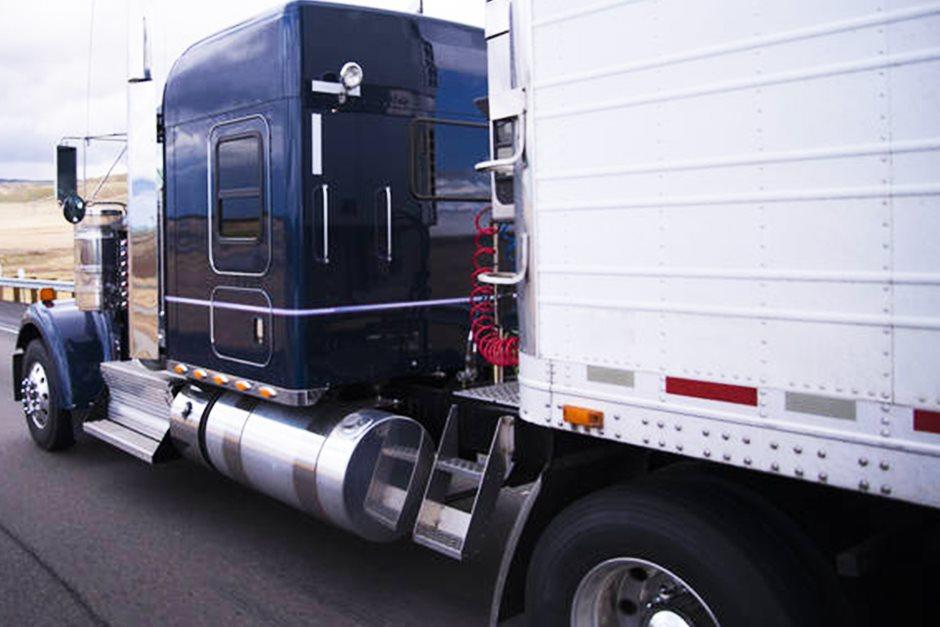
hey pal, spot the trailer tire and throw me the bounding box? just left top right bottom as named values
left=21, top=340, right=74, bottom=451
left=525, top=478, right=846, bottom=627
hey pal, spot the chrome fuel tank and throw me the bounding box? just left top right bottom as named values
left=170, top=387, right=433, bottom=542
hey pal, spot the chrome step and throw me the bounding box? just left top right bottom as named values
left=83, top=419, right=166, bottom=463
left=90, top=360, right=180, bottom=464
left=436, top=456, right=486, bottom=482
left=413, top=522, right=465, bottom=559
left=413, top=406, right=514, bottom=560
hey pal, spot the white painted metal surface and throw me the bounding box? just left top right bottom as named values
left=509, top=0, right=940, bottom=507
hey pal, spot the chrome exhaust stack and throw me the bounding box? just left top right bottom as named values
left=170, top=386, right=434, bottom=542
left=126, top=5, right=160, bottom=360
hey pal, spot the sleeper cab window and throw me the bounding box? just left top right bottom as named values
left=215, top=133, right=264, bottom=240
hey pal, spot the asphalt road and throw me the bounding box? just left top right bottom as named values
left=0, top=302, right=494, bottom=626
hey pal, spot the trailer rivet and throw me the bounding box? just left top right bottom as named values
left=674, top=424, right=682, bottom=431
left=770, top=442, right=779, bottom=450
left=880, top=485, right=892, bottom=495
left=656, top=420, right=664, bottom=429
left=793, top=445, right=802, bottom=454
left=817, top=450, right=826, bottom=459
left=702, top=429, right=710, bottom=437
left=642, top=418, right=649, bottom=426
left=859, top=480, right=870, bottom=491
left=743, top=457, right=752, bottom=466
left=676, top=444, right=683, bottom=451
left=658, top=440, right=665, bottom=448
left=879, top=461, right=890, bottom=471
left=795, top=467, right=804, bottom=477
left=771, top=462, right=780, bottom=472
left=742, top=436, right=750, bottom=445
left=722, top=453, right=731, bottom=461
left=642, top=437, right=650, bottom=445
left=859, top=457, right=869, bottom=467
left=818, top=472, right=828, bottom=482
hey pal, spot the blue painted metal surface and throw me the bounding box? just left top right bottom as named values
left=163, top=1, right=488, bottom=392
left=14, top=301, right=115, bottom=409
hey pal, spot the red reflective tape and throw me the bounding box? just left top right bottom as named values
left=666, top=377, right=758, bottom=406
left=914, top=409, right=940, bottom=434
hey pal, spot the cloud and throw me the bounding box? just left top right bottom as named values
left=0, top=0, right=482, bottom=180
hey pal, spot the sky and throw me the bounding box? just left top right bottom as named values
left=0, top=0, right=483, bottom=181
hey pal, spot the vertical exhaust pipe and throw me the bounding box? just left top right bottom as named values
left=126, top=2, right=161, bottom=361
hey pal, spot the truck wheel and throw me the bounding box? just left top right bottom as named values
left=525, top=479, right=845, bottom=627
left=20, top=340, right=74, bottom=451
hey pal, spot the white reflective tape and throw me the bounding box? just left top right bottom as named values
left=311, top=113, right=322, bottom=175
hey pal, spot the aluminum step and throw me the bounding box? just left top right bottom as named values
left=413, top=407, right=514, bottom=560
left=413, top=521, right=465, bottom=560
left=83, top=419, right=165, bottom=463
left=436, top=456, right=486, bottom=482
left=92, top=360, right=179, bottom=463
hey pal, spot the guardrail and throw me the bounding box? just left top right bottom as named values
left=0, top=277, right=75, bottom=304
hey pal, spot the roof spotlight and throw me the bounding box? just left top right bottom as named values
left=340, top=62, right=364, bottom=91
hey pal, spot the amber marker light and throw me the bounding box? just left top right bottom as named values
left=563, top=404, right=604, bottom=429
left=235, top=380, right=252, bottom=392
left=193, top=369, right=207, bottom=380
left=39, top=287, right=57, bottom=304
left=212, top=374, right=229, bottom=386
left=173, top=364, right=188, bottom=374
left=259, top=386, right=277, bottom=399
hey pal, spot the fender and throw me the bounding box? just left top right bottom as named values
left=12, top=300, right=116, bottom=410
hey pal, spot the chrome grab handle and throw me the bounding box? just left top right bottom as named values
left=479, top=233, right=528, bottom=286
left=321, top=184, right=330, bottom=264
left=474, top=114, right=525, bottom=175
left=384, top=185, right=392, bottom=262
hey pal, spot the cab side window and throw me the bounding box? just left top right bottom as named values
left=215, top=133, right=263, bottom=240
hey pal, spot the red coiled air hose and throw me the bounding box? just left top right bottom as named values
left=469, top=207, right=519, bottom=367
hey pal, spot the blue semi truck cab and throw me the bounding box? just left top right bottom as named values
left=14, top=2, right=538, bottom=617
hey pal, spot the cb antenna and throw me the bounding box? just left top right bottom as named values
left=416, top=0, right=424, bottom=14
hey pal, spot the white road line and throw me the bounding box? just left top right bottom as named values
left=0, top=325, right=19, bottom=335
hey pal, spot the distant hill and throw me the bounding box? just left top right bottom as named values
left=0, top=174, right=127, bottom=204
left=0, top=178, right=53, bottom=184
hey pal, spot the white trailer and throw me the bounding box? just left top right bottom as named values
left=477, top=0, right=940, bottom=624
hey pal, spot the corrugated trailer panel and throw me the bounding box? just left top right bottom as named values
left=516, top=0, right=940, bottom=506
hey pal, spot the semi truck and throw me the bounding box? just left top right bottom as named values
left=13, top=1, right=940, bottom=625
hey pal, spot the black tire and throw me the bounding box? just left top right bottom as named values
left=525, top=475, right=848, bottom=627
left=21, top=340, right=74, bottom=451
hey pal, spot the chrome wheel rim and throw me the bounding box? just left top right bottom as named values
left=571, top=557, right=719, bottom=627
left=21, top=362, right=51, bottom=430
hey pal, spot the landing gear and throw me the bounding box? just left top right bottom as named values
left=21, top=340, right=74, bottom=451
left=525, top=476, right=848, bottom=627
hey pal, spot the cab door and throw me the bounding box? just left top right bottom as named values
left=206, top=116, right=273, bottom=366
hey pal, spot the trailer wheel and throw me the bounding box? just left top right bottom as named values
left=21, top=340, right=74, bottom=451
left=525, top=479, right=845, bottom=627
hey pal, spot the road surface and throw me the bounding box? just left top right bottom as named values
left=0, top=302, right=495, bottom=626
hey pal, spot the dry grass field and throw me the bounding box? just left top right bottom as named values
left=0, top=175, right=127, bottom=283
